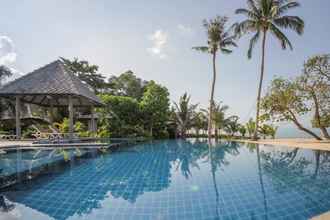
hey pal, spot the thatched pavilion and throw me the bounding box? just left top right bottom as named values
left=0, top=60, right=104, bottom=139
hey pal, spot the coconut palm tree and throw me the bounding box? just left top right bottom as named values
left=173, top=93, right=198, bottom=138
left=235, top=0, right=304, bottom=140
left=193, top=16, right=237, bottom=139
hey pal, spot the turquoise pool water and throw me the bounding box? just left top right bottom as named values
left=0, top=140, right=329, bottom=220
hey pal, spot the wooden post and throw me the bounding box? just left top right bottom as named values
left=49, top=102, right=54, bottom=124
left=90, top=105, right=96, bottom=133
left=15, top=96, right=21, bottom=139
left=68, top=96, right=74, bottom=140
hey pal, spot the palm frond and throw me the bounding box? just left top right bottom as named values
left=234, top=20, right=257, bottom=37
left=235, top=8, right=259, bottom=20
left=269, top=23, right=293, bottom=50
left=274, top=16, right=304, bottom=35
left=277, top=2, right=300, bottom=16
left=247, top=31, right=260, bottom=59
left=192, top=46, right=209, bottom=53
left=247, top=0, right=259, bottom=14
left=221, top=48, right=233, bottom=54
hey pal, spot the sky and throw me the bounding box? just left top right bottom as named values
left=1, top=0, right=329, bottom=137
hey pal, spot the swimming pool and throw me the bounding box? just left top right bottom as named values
left=0, top=140, right=329, bottom=220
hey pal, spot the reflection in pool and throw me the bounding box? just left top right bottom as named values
left=1, top=140, right=329, bottom=220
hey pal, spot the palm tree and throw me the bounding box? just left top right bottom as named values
left=235, top=0, right=304, bottom=140
left=193, top=16, right=237, bottom=139
left=213, top=102, right=229, bottom=138
left=192, top=111, right=208, bottom=137
left=173, top=93, right=198, bottom=138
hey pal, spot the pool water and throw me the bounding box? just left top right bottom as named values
left=1, top=140, right=329, bottom=220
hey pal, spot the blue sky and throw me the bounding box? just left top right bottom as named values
left=1, top=0, right=330, bottom=137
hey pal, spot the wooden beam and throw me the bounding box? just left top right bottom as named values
left=15, top=96, right=21, bottom=139
left=68, top=95, right=74, bottom=140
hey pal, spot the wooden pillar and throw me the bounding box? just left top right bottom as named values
left=90, top=105, right=96, bottom=133
left=49, top=102, right=55, bottom=124
left=15, top=96, right=21, bottom=139
left=68, top=96, right=74, bottom=140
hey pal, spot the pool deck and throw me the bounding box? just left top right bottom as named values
left=311, top=211, right=330, bottom=220
left=0, top=140, right=111, bottom=149
left=237, top=138, right=330, bottom=151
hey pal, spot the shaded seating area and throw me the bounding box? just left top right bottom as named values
left=0, top=60, right=104, bottom=140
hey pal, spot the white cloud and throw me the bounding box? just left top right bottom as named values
left=177, top=24, right=193, bottom=35
left=0, top=35, right=17, bottom=65
left=147, top=30, right=168, bottom=59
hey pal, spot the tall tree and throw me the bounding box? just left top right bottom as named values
left=261, top=77, right=322, bottom=140
left=140, top=81, right=170, bottom=138
left=297, top=54, right=330, bottom=139
left=60, top=57, right=107, bottom=93
left=108, top=70, right=148, bottom=100
left=173, top=93, right=198, bottom=138
left=235, top=0, right=304, bottom=140
left=193, top=16, right=236, bottom=139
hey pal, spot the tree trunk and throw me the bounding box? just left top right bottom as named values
left=311, top=92, right=330, bottom=139
left=214, top=127, right=218, bottom=140
left=288, top=110, right=322, bottom=140
left=208, top=52, right=217, bottom=139
left=253, top=31, right=267, bottom=140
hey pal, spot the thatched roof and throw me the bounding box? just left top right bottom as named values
left=0, top=60, right=104, bottom=107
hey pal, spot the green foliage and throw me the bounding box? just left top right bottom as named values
left=235, top=0, right=304, bottom=58
left=238, top=125, right=246, bottom=137
left=261, top=77, right=309, bottom=122
left=297, top=54, right=330, bottom=129
left=258, top=124, right=278, bottom=139
left=140, top=81, right=170, bottom=138
left=246, top=118, right=256, bottom=138
left=53, top=118, right=87, bottom=136
left=261, top=76, right=322, bottom=140
left=173, top=93, right=198, bottom=137
left=193, top=16, right=237, bottom=55
left=224, top=116, right=240, bottom=136
left=99, top=94, right=142, bottom=137
left=60, top=57, right=108, bottom=93
left=108, top=71, right=148, bottom=100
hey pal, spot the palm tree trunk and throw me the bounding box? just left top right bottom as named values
left=253, top=31, right=267, bottom=140
left=208, top=51, right=217, bottom=139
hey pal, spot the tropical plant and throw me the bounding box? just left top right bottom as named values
left=60, top=57, right=108, bottom=93
left=173, top=93, right=198, bottom=138
left=238, top=125, right=247, bottom=137
left=192, top=111, right=208, bottom=136
left=108, top=70, right=148, bottom=100
left=140, top=81, right=170, bottom=138
left=258, top=124, right=278, bottom=139
left=224, top=116, right=240, bottom=136
left=193, top=16, right=237, bottom=139
left=212, top=102, right=229, bottom=138
left=296, top=55, right=330, bottom=139
left=235, top=0, right=304, bottom=140
left=261, top=77, right=322, bottom=140
left=246, top=118, right=256, bottom=138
